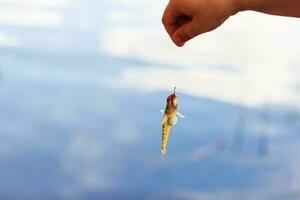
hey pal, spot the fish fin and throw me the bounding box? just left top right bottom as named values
left=173, top=115, right=177, bottom=126
left=177, top=111, right=186, bottom=118
left=161, top=114, right=168, bottom=125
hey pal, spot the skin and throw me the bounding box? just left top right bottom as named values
left=162, top=0, right=300, bottom=47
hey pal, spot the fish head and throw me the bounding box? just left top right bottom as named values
left=167, top=89, right=178, bottom=109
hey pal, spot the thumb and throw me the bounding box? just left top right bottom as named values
left=171, top=20, right=201, bottom=47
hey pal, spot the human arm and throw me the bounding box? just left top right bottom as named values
left=162, top=0, right=300, bottom=47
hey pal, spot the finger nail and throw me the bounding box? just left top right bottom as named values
left=173, top=35, right=185, bottom=46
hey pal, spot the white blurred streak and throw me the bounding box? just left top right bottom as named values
left=0, top=31, right=18, bottom=47
left=0, top=0, right=68, bottom=7
left=107, top=65, right=299, bottom=107
left=106, top=9, right=133, bottom=23
left=0, top=8, right=64, bottom=27
left=189, top=144, right=216, bottom=162
left=189, top=139, right=227, bottom=162
left=108, top=0, right=160, bottom=7
left=107, top=66, right=240, bottom=101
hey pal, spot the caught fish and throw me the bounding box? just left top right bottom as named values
left=161, top=87, right=185, bottom=158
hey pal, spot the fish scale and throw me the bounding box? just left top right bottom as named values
left=161, top=122, right=172, bottom=158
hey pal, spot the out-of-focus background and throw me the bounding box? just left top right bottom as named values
left=0, top=0, right=300, bottom=199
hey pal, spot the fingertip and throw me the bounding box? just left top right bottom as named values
left=175, top=42, right=185, bottom=47
left=173, top=35, right=185, bottom=47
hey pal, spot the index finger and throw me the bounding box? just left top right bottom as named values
left=162, top=3, right=180, bottom=37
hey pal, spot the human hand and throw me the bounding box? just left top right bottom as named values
left=162, top=0, right=240, bottom=46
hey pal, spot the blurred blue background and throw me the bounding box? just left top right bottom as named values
left=0, top=0, right=300, bottom=199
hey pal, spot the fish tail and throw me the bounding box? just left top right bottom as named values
left=161, top=150, right=166, bottom=159
left=161, top=123, right=171, bottom=159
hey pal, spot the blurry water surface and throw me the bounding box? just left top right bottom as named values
left=0, top=0, right=300, bottom=200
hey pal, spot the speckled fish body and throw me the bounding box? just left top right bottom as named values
left=161, top=89, right=180, bottom=158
